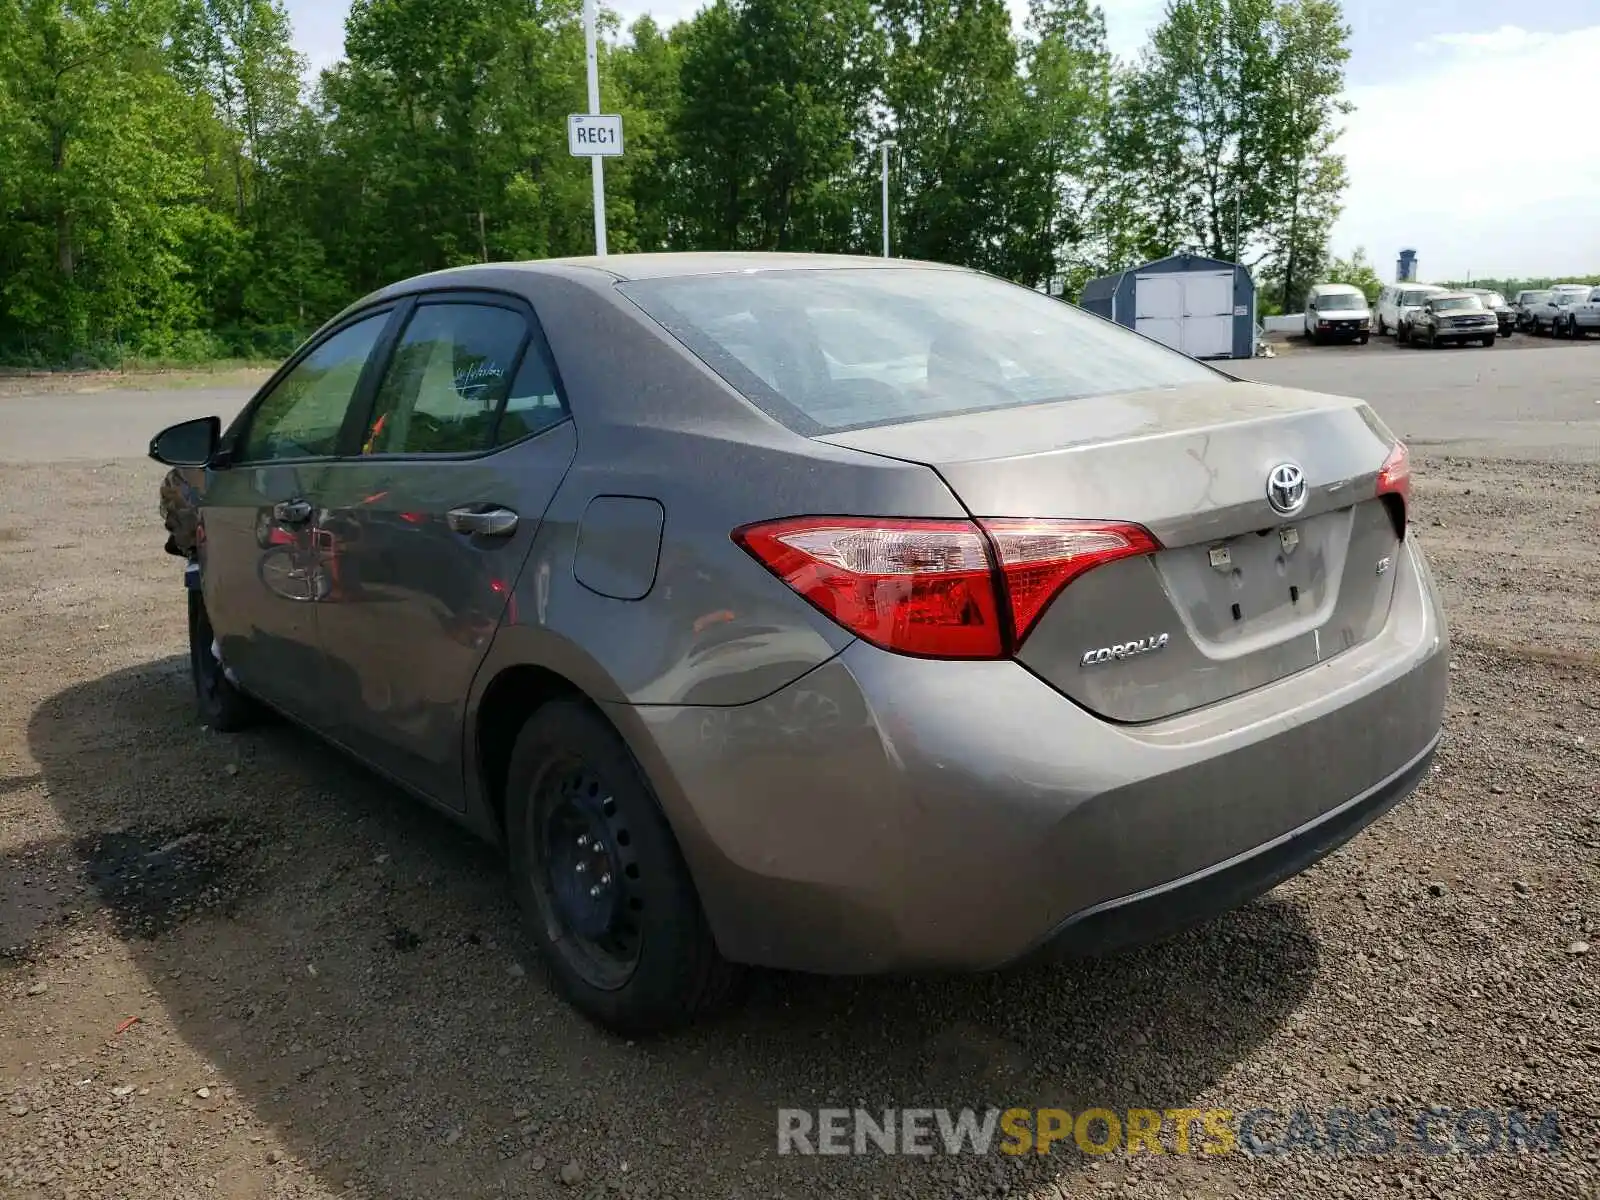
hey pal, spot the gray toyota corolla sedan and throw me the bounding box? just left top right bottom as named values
left=150, top=253, right=1448, bottom=1031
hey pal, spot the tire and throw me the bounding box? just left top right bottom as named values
left=1377, top=316, right=1388, bottom=337
left=1568, top=317, right=1580, bottom=339
left=1481, top=336, right=1495, bottom=347
left=504, top=700, right=739, bottom=1033
left=1397, top=322, right=1409, bottom=344
left=188, top=588, right=259, bottom=732
left=1359, top=333, right=1370, bottom=345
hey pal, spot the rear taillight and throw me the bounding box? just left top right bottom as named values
left=733, top=516, right=1159, bottom=659
left=1377, top=441, right=1411, bottom=537
left=979, top=519, right=1160, bottom=642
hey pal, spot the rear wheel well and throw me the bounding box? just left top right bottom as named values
left=476, top=665, right=584, bottom=838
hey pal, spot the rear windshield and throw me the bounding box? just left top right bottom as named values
left=1314, top=292, right=1365, bottom=310
left=1432, top=296, right=1483, bottom=312
left=619, top=268, right=1221, bottom=435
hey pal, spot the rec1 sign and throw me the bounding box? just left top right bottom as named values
left=569, top=113, right=624, bottom=158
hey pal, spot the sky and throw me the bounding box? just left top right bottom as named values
left=284, top=0, right=1600, bottom=281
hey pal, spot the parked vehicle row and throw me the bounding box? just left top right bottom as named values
left=1513, top=285, right=1600, bottom=337
left=1344, top=280, right=1600, bottom=347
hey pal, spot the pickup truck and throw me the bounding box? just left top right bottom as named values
left=1554, top=286, right=1600, bottom=339
left=1526, top=285, right=1593, bottom=336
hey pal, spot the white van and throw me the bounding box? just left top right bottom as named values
left=1303, top=283, right=1372, bottom=344
left=1376, top=283, right=1446, bottom=341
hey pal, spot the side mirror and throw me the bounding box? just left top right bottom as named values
left=149, top=416, right=221, bottom=467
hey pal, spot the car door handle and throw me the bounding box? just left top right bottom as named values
left=273, top=499, right=313, bottom=524
left=447, top=506, right=519, bottom=537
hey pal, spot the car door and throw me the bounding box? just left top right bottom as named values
left=200, top=309, right=397, bottom=724
left=313, top=293, right=577, bottom=805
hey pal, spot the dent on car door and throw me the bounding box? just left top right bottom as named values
left=201, top=311, right=393, bottom=724
left=314, top=296, right=577, bottom=805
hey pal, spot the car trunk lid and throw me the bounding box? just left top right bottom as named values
left=819, top=380, right=1407, bottom=722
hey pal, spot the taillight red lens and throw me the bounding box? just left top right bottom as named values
left=1377, top=442, right=1411, bottom=536
left=1377, top=442, right=1410, bottom=505
left=733, top=517, right=1004, bottom=658
left=980, top=519, right=1161, bottom=641
left=734, top=515, right=1159, bottom=659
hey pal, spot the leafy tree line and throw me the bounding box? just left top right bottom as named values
left=0, top=0, right=1354, bottom=366
left=1438, top=275, right=1597, bottom=297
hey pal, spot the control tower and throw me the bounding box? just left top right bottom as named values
left=1396, top=249, right=1418, bottom=282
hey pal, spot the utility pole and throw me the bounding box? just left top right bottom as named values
left=875, top=140, right=897, bottom=258
left=583, top=0, right=606, bottom=256
left=1233, top=188, right=1242, bottom=264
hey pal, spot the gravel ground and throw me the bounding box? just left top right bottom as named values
left=1, top=391, right=1597, bottom=1198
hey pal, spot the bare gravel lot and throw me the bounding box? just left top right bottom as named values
left=2, top=348, right=1597, bottom=1200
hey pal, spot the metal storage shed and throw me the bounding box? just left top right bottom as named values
left=1077, top=252, right=1256, bottom=360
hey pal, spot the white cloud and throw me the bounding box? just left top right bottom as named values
left=1417, top=25, right=1555, bottom=56
left=1331, top=25, right=1600, bottom=280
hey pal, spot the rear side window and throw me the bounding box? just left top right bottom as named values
left=363, top=303, right=527, bottom=454
left=619, top=268, right=1219, bottom=435
left=495, top=341, right=568, bottom=446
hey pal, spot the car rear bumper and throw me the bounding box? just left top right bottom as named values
left=1010, top=731, right=1437, bottom=963
left=611, top=538, right=1449, bottom=975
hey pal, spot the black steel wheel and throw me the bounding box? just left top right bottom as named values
left=535, top=761, right=644, bottom=989
left=505, top=701, right=739, bottom=1032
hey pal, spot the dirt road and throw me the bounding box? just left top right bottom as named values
left=1, top=355, right=1596, bottom=1199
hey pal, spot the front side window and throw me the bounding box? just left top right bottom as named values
left=362, top=304, right=528, bottom=455
left=239, top=314, right=389, bottom=462
left=1401, top=289, right=1439, bottom=306
left=620, top=268, right=1220, bottom=436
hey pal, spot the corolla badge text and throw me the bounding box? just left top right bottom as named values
left=1080, top=633, right=1171, bottom=668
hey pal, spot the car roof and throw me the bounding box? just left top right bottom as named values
left=1310, top=282, right=1363, bottom=293
left=330, top=253, right=974, bottom=333
left=1427, top=291, right=1476, bottom=301
left=423, top=252, right=965, bottom=284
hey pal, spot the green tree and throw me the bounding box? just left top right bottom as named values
left=0, top=0, right=219, bottom=360
left=1255, top=0, right=1350, bottom=309
left=1324, top=245, right=1382, bottom=304
left=1020, top=0, right=1114, bottom=292
left=609, top=16, right=684, bottom=253
left=1110, top=0, right=1350, bottom=302
left=879, top=0, right=1043, bottom=279
left=671, top=0, right=882, bottom=252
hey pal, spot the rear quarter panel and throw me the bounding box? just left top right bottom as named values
left=479, top=269, right=968, bottom=707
